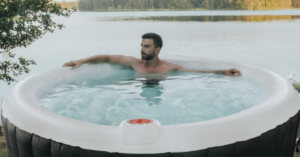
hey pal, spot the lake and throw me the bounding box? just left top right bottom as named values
left=1, top=10, right=300, bottom=115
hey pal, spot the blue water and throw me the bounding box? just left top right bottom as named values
left=37, top=65, right=264, bottom=126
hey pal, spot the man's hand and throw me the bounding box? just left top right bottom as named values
left=223, top=68, right=242, bottom=76
left=63, top=60, right=83, bottom=69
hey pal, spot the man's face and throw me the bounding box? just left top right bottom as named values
left=140, top=39, right=156, bottom=60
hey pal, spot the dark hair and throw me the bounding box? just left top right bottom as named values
left=142, top=33, right=163, bottom=48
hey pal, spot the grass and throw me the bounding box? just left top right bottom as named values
left=0, top=152, right=7, bottom=157
left=0, top=84, right=300, bottom=157
left=0, top=127, right=6, bottom=157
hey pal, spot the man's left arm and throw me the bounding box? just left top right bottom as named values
left=174, top=64, right=242, bottom=76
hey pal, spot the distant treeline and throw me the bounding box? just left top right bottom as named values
left=78, top=0, right=300, bottom=11
left=292, top=0, right=300, bottom=7
left=54, top=1, right=78, bottom=9
left=109, top=15, right=300, bottom=22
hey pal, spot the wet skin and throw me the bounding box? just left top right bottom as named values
left=63, top=38, right=242, bottom=76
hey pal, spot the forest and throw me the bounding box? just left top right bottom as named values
left=54, top=1, right=78, bottom=9
left=77, top=0, right=300, bottom=11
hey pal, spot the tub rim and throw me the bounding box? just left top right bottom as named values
left=2, top=56, right=300, bottom=154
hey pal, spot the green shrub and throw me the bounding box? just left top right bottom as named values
left=293, top=83, right=300, bottom=93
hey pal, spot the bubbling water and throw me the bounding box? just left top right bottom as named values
left=37, top=64, right=264, bottom=126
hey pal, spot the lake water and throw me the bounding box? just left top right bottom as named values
left=1, top=10, right=300, bottom=122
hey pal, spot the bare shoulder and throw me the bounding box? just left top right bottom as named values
left=162, top=61, right=183, bottom=70
left=123, top=56, right=139, bottom=62
left=126, top=56, right=142, bottom=64
left=108, top=55, right=139, bottom=68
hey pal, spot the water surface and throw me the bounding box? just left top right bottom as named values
left=37, top=65, right=264, bottom=126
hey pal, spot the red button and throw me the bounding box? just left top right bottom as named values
left=128, top=119, right=152, bottom=124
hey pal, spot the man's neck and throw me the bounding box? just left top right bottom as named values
left=144, top=57, right=161, bottom=68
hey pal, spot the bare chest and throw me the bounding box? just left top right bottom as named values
left=132, top=65, right=173, bottom=74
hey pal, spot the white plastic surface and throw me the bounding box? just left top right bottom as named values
left=119, top=119, right=162, bottom=145
left=2, top=57, right=300, bottom=154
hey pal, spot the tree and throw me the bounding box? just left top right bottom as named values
left=0, top=0, right=75, bottom=84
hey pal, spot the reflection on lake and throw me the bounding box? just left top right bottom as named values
left=101, top=15, right=300, bottom=22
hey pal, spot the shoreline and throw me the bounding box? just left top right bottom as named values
left=76, top=8, right=300, bottom=12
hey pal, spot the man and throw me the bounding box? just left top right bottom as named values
left=63, top=33, right=241, bottom=76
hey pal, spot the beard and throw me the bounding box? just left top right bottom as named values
left=141, top=51, right=155, bottom=60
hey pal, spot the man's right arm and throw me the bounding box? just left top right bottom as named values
left=63, top=55, right=136, bottom=69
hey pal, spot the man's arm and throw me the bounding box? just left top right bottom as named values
left=174, top=64, right=242, bottom=76
left=63, top=55, right=136, bottom=69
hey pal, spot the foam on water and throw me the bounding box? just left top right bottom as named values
left=37, top=65, right=264, bottom=126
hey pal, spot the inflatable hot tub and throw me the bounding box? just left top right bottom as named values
left=1, top=57, right=300, bottom=157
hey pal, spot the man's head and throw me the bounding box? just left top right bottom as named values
left=140, top=33, right=163, bottom=60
